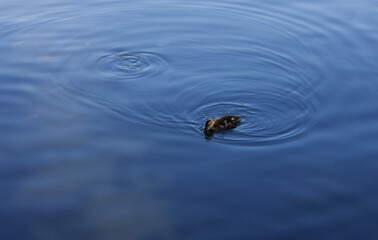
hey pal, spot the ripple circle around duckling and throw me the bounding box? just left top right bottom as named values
left=186, top=95, right=315, bottom=145
left=174, top=48, right=318, bottom=145
left=96, top=52, right=167, bottom=81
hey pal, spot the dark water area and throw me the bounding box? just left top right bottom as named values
left=1, top=0, right=378, bottom=239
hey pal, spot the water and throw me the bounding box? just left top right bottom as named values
left=1, top=0, right=378, bottom=239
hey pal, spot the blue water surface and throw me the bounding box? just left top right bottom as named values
left=1, top=0, right=378, bottom=239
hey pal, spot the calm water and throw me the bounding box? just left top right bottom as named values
left=1, top=0, right=378, bottom=239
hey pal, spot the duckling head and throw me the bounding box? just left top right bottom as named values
left=203, top=119, right=215, bottom=134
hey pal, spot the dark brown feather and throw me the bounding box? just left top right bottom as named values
left=213, top=115, right=240, bottom=129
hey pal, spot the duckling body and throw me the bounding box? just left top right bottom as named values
left=204, top=115, right=241, bottom=134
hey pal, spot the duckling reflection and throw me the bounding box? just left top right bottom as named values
left=203, top=115, right=241, bottom=136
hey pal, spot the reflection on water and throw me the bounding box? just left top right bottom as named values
left=1, top=0, right=378, bottom=239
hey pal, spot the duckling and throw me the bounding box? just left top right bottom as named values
left=203, top=115, right=241, bottom=135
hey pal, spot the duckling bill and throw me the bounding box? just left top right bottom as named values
left=203, top=115, right=241, bottom=135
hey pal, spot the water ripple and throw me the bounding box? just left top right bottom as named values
left=172, top=46, right=318, bottom=145
left=184, top=93, right=315, bottom=145
left=95, top=51, right=167, bottom=81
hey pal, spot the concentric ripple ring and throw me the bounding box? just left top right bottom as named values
left=96, top=51, right=168, bottom=81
